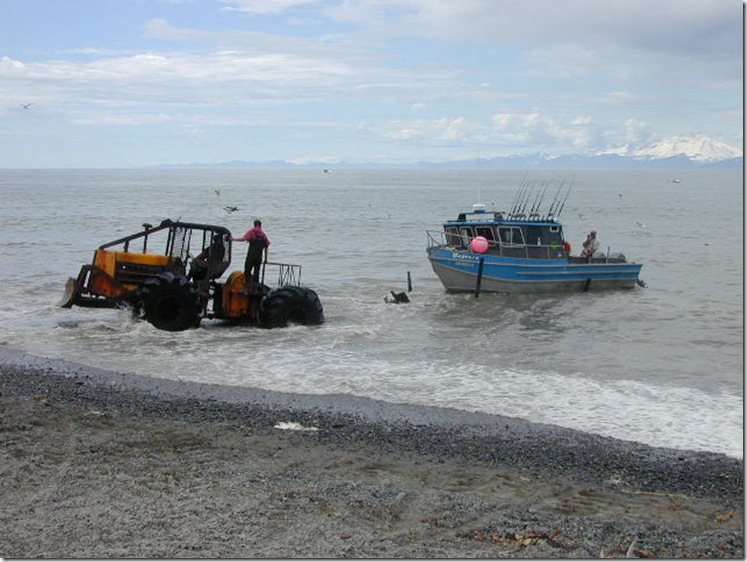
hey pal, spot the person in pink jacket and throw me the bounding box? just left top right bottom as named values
left=231, top=219, right=270, bottom=291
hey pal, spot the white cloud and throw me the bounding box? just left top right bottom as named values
left=485, top=111, right=607, bottom=153
left=70, top=112, right=178, bottom=126
left=1, top=56, right=26, bottom=71
left=0, top=46, right=360, bottom=111
left=623, top=118, right=653, bottom=145
left=373, top=116, right=471, bottom=143
left=369, top=112, right=606, bottom=154
left=219, top=0, right=324, bottom=15
left=327, top=0, right=741, bottom=82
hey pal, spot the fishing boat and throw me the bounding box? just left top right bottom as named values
left=426, top=187, right=643, bottom=294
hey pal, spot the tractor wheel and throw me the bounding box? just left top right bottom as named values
left=259, top=286, right=324, bottom=328
left=141, top=273, right=201, bottom=331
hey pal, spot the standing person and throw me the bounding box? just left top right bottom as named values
left=580, top=230, right=600, bottom=259
left=230, top=219, right=270, bottom=291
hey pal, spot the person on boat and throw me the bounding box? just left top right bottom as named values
left=581, top=230, right=599, bottom=259
left=230, top=219, right=270, bottom=291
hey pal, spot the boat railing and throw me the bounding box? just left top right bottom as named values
left=261, top=262, right=302, bottom=287
left=427, top=230, right=568, bottom=260
left=427, top=229, right=465, bottom=248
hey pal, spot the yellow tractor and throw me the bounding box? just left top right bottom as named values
left=60, top=219, right=324, bottom=331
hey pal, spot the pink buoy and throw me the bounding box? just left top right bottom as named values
left=471, top=236, right=489, bottom=253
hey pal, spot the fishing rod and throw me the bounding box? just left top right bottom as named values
left=516, top=167, right=532, bottom=202
left=511, top=181, right=530, bottom=216
left=555, top=178, right=574, bottom=218
left=530, top=180, right=550, bottom=217
left=528, top=182, right=543, bottom=215
left=547, top=178, right=567, bottom=217
left=509, top=183, right=526, bottom=215
left=518, top=181, right=535, bottom=216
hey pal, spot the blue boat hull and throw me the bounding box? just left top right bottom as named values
left=427, top=247, right=642, bottom=293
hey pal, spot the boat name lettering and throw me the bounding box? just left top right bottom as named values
left=451, top=251, right=479, bottom=261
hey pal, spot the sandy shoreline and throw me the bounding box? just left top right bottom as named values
left=0, top=348, right=742, bottom=558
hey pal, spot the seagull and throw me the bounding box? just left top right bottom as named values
left=223, top=205, right=239, bottom=214
left=20, top=103, right=33, bottom=109
left=214, top=189, right=221, bottom=196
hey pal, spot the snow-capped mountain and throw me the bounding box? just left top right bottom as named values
left=602, top=135, right=743, bottom=163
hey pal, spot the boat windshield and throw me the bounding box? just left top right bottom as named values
left=441, top=220, right=566, bottom=260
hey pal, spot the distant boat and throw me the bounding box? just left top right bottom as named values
left=426, top=193, right=643, bottom=294
left=669, top=178, right=682, bottom=184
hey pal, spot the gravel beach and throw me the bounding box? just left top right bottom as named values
left=0, top=348, right=742, bottom=558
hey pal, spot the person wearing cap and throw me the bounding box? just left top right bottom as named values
left=581, top=230, right=600, bottom=260
left=230, top=219, right=270, bottom=292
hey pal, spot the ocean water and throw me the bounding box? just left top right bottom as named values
left=0, top=168, right=742, bottom=458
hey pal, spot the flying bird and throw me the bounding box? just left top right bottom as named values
left=20, top=103, right=33, bottom=109
left=223, top=205, right=239, bottom=214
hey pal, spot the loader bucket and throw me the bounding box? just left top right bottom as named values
left=59, top=277, right=78, bottom=308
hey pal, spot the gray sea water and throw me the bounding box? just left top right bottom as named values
left=0, top=168, right=742, bottom=458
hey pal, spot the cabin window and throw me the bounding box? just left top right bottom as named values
left=459, top=227, right=474, bottom=240
left=498, top=227, right=524, bottom=245
left=475, top=226, right=496, bottom=241
left=546, top=226, right=563, bottom=246
left=524, top=225, right=564, bottom=246
left=526, top=226, right=543, bottom=246
left=444, top=227, right=462, bottom=246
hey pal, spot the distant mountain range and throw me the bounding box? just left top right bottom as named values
left=600, top=134, right=742, bottom=162
left=162, top=134, right=743, bottom=170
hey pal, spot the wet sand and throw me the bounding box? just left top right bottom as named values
left=0, top=348, right=742, bottom=558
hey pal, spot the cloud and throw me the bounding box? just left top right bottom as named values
left=0, top=55, right=26, bottom=72
left=373, top=116, right=470, bottom=143
left=488, top=111, right=601, bottom=152
left=70, top=112, right=178, bottom=126
left=622, top=118, right=653, bottom=145
left=326, top=0, right=741, bottom=81
left=0, top=46, right=360, bottom=112
left=2, top=14, right=464, bottom=118
left=219, top=0, right=324, bottom=15
left=368, top=111, right=605, bottom=154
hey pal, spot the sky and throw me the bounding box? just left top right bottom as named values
left=0, top=0, right=743, bottom=168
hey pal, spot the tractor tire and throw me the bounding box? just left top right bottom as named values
left=141, top=273, right=201, bottom=331
left=259, top=286, right=324, bottom=329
